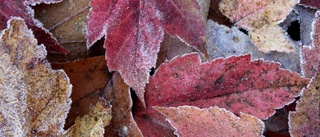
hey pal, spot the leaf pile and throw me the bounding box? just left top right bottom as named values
left=1, top=0, right=320, bottom=137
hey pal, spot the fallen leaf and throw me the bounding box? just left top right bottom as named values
left=297, top=5, right=317, bottom=46
left=86, top=0, right=206, bottom=105
left=250, top=25, right=295, bottom=52
left=300, top=0, right=320, bottom=9
left=145, top=53, right=308, bottom=119
left=65, top=99, right=112, bottom=137
left=103, top=72, right=143, bottom=137
left=206, top=20, right=300, bottom=73
left=33, top=0, right=92, bottom=62
left=155, top=106, right=264, bottom=137
left=0, top=0, right=69, bottom=54
left=134, top=53, right=308, bottom=136
left=219, top=0, right=298, bottom=52
left=51, top=56, right=112, bottom=128
left=301, top=11, right=320, bottom=78
left=0, top=17, right=71, bottom=136
left=289, top=69, right=320, bottom=137
left=51, top=56, right=111, bottom=102
left=156, top=33, right=198, bottom=67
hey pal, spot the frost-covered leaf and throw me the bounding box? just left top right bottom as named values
left=289, top=69, right=320, bottom=137
left=86, top=0, right=206, bottom=105
left=134, top=53, right=308, bottom=136
left=300, top=0, right=320, bottom=9
left=146, top=53, right=308, bottom=119
left=206, top=20, right=300, bottom=73
left=103, top=72, right=143, bottom=137
left=155, top=106, right=264, bottom=137
left=219, top=0, right=298, bottom=52
left=65, top=99, right=112, bottom=137
left=0, top=0, right=69, bottom=54
left=24, top=0, right=63, bottom=5
left=250, top=25, right=295, bottom=53
left=301, top=11, right=320, bottom=78
left=0, top=17, right=72, bottom=136
left=297, top=5, right=317, bottom=46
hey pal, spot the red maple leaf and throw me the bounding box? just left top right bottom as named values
left=0, top=0, right=69, bottom=54
left=86, top=0, right=206, bottom=105
left=133, top=53, right=308, bottom=136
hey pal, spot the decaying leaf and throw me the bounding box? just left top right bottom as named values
left=0, top=17, right=71, bottom=136
left=51, top=56, right=111, bottom=128
left=133, top=53, right=308, bottom=136
left=86, top=0, right=207, bottom=105
left=301, top=11, right=320, bottom=78
left=65, top=99, right=112, bottom=137
left=155, top=106, right=264, bottom=137
left=219, top=0, right=298, bottom=52
left=51, top=56, right=111, bottom=102
left=0, top=0, right=68, bottom=54
left=103, top=72, right=143, bottom=137
left=206, top=20, right=300, bottom=73
left=289, top=69, right=320, bottom=137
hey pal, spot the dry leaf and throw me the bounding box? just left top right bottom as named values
left=103, top=72, right=143, bottom=137
left=51, top=56, right=111, bottom=129
left=0, top=17, right=72, bottom=136
left=65, top=99, right=112, bottom=137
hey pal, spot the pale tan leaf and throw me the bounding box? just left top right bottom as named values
left=219, top=0, right=298, bottom=53
left=250, top=25, right=295, bottom=53
left=0, top=17, right=72, bottom=136
left=219, top=0, right=298, bottom=30
left=65, top=99, right=112, bottom=137
left=155, top=106, right=265, bottom=137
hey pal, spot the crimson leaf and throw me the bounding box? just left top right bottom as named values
left=134, top=53, right=308, bottom=136
left=86, top=0, right=206, bottom=104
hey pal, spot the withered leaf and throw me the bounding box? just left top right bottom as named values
left=0, top=17, right=72, bottom=136
left=65, top=99, right=112, bottom=137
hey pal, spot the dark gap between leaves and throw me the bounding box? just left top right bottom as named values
left=287, top=20, right=300, bottom=41
left=239, top=28, right=249, bottom=35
